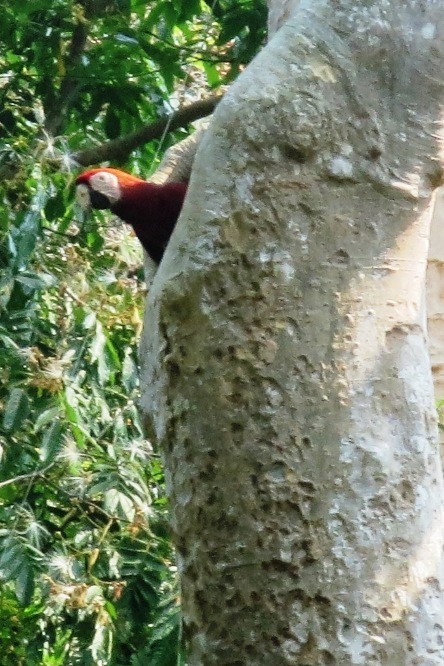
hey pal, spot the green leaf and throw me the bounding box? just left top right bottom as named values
left=122, top=350, right=138, bottom=392
left=15, top=273, right=46, bottom=293
left=104, top=107, right=122, bottom=139
left=3, top=388, right=29, bottom=432
left=0, top=275, right=14, bottom=309
left=6, top=50, right=22, bottom=65
left=89, top=478, right=116, bottom=496
left=91, top=320, right=106, bottom=361
left=202, top=60, right=221, bottom=87
left=39, top=420, right=63, bottom=463
left=90, top=320, right=111, bottom=385
left=174, top=0, right=201, bottom=22
left=11, top=210, right=41, bottom=270
left=104, top=489, right=135, bottom=521
left=15, top=562, right=35, bottom=607
left=104, top=600, right=117, bottom=620
left=44, top=192, right=65, bottom=222
left=0, top=540, right=23, bottom=575
left=86, top=230, right=105, bottom=251
left=34, top=406, right=61, bottom=432
left=145, top=2, right=179, bottom=30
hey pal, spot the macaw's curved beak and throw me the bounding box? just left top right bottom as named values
left=89, top=189, right=110, bottom=210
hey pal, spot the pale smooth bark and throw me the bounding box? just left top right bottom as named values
left=267, top=0, right=301, bottom=34
left=427, top=188, right=444, bottom=406
left=141, top=1, right=444, bottom=663
left=149, top=125, right=206, bottom=185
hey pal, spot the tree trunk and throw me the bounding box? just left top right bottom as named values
left=140, top=2, right=444, bottom=663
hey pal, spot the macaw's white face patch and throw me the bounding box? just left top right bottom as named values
left=89, top=171, right=121, bottom=205
left=75, top=183, right=91, bottom=210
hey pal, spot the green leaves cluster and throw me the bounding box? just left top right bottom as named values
left=0, top=0, right=266, bottom=663
left=0, top=0, right=266, bottom=162
left=0, top=163, right=180, bottom=665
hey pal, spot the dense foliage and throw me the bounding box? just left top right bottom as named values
left=0, top=1, right=266, bottom=664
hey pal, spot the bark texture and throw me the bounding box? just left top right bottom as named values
left=427, top=188, right=444, bottom=405
left=267, top=0, right=301, bottom=34
left=140, top=1, right=444, bottom=663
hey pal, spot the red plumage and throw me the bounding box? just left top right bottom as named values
left=75, top=168, right=187, bottom=264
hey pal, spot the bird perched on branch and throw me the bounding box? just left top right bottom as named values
left=75, top=167, right=187, bottom=264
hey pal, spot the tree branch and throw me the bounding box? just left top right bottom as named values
left=46, top=22, right=89, bottom=136
left=72, top=94, right=222, bottom=167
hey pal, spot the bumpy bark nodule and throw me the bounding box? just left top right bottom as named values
left=140, top=2, right=444, bottom=664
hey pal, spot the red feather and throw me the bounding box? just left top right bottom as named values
left=76, top=168, right=187, bottom=264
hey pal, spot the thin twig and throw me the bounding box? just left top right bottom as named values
left=64, top=286, right=87, bottom=307
left=0, top=463, right=55, bottom=489
left=42, top=225, right=78, bottom=241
